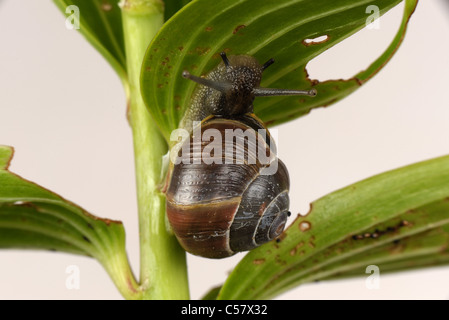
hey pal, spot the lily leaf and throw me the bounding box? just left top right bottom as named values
left=141, top=0, right=415, bottom=141
left=218, top=154, right=449, bottom=299
left=0, top=146, right=13, bottom=170
left=164, top=0, right=192, bottom=21
left=317, top=220, right=449, bottom=282
left=53, top=0, right=129, bottom=96
left=0, top=145, right=139, bottom=298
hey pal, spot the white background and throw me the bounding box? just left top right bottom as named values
left=0, top=0, right=448, bottom=300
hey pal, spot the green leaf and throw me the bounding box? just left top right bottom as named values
left=52, top=0, right=129, bottom=97
left=218, top=154, right=449, bottom=299
left=318, top=220, right=449, bottom=282
left=0, top=146, right=13, bottom=170
left=201, top=285, right=221, bottom=300
left=164, top=0, right=192, bottom=21
left=0, top=145, right=139, bottom=299
left=141, top=0, right=415, bottom=141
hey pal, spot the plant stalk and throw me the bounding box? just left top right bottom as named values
left=121, top=0, right=189, bottom=300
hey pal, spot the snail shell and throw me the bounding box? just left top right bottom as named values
left=166, top=53, right=316, bottom=258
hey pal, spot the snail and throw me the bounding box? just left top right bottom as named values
left=165, top=52, right=316, bottom=259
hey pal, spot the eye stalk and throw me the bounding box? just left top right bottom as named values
left=182, top=70, right=232, bottom=93
left=183, top=52, right=317, bottom=99
left=253, top=87, right=317, bottom=97
left=220, top=52, right=231, bottom=68
left=261, top=58, right=275, bottom=71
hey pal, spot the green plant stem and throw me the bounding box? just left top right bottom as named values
left=121, top=0, right=189, bottom=299
left=101, top=244, right=142, bottom=300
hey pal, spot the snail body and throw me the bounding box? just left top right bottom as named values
left=166, top=53, right=316, bottom=258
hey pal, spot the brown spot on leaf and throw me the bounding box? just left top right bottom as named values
left=195, top=47, right=210, bottom=56
left=233, top=24, right=246, bottom=35
left=290, top=242, right=304, bottom=256
left=127, top=277, right=139, bottom=294
left=253, top=258, right=265, bottom=265
left=275, top=254, right=287, bottom=266
left=390, top=242, right=405, bottom=254
left=101, top=2, right=112, bottom=11
left=205, top=26, right=213, bottom=32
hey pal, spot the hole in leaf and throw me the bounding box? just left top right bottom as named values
left=305, top=3, right=404, bottom=82
left=302, top=35, right=329, bottom=46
